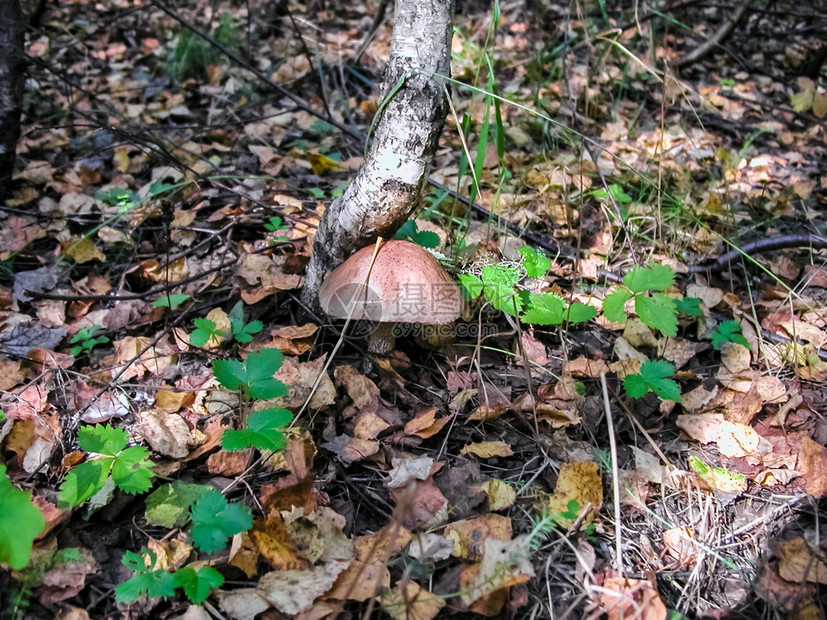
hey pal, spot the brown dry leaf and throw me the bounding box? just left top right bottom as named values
left=564, top=356, right=610, bottom=377
left=207, top=449, right=251, bottom=475
left=250, top=514, right=310, bottom=572
left=39, top=547, right=98, bottom=605
left=777, top=537, right=827, bottom=584
left=327, top=560, right=389, bottom=602
left=461, top=536, right=534, bottom=606
left=617, top=469, right=649, bottom=507
left=229, top=531, right=260, bottom=578
left=155, top=385, right=195, bottom=414
left=146, top=538, right=192, bottom=571
left=334, top=364, right=380, bottom=409
left=716, top=421, right=760, bottom=458
left=134, top=410, right=195, bottom=458
left=662, top=527, right=697, bottom=567
left=274, top=355, right=336, bottom=410
left=271, top=323, right=317, bottom=355
left=390, top=479, right=449, bottom=531
left=547, top=461, right=603, bottom=528
left=623, top=318, right=658, bottom=348
left=467, top=405, right=507, bottom=421
left=754, top=559, right=819, bottom=615
left=798, top=437, right=827, bottom=498
left=183, top=417, right=226, bottom=461
left=142, top=257, right=189, bottom=282
left=443, top=514, right=512, bottom=561
left=660, top=337, right=699, bottom=369
left=478, top=479, right=517, bottom=511
left=458, top=562, right=508, bottom=615
left=282, top=506, right=352, bottom=563
left=404, top=407, right=450, bottom=439
left=685, top=283, right=723, bottom=309
left=387, top=456, right=437, bottom=488
left=322, top=434, right=379, bottom=465
left=257, top=560, right=351, bottom=615
left=515, top=329, right=548, bottom=366
left=110, top=336, right=177, bottom=381
left=63, top=237, right=105, bottom=264
left=2, top=383, right=50, bottom=420
left=460, top=441, right=513, bottom=459
left=599, top=574, right=667, bottom=620
left=216, top=588, right=271, bottom=620
left=354, top=524, right=412, bottom=562
left=382, top=581, right=445, bottom=620
left=407, top=533, right=454, bottom=563
left=54, top=610, right=91, bottom=620
left=720, top=342, right=752, bottom=373
left=0, top=358, right=25, bottom=391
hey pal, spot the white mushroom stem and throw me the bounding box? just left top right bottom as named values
left=368, top=322, right=396, bottom=355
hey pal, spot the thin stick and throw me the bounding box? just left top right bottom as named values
left=600, top=372, right=623, bottom=577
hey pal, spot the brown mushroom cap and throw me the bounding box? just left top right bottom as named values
left=318, top=240, right=462, bottom=324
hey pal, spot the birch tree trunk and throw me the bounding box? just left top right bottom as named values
left=0, top=0, right=24, bottom=192
left=302, top=0, right=454, bottom=310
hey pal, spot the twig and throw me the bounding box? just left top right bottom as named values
left=674, top=0, right=751, bottom=69
left=600, top=372, right=623, bottom=577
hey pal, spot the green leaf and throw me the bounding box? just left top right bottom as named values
left=518, top=246, right=551, bottom=278
left=59, top=459, right=111, bottom=507
left=712, top=320, right=751, bottom=350
left=394, top=221, right=440, bottom=249
left=521, top=293, right=565, bottom=325
left=233, top=320, right=263, bottom=344
left=485, top=282, right=523, bottom=315
left=173, top=566, right=224, bottom=604
left=190, top=318, right=221, bottom=347
left=244, top=349, right=288, bottom=400
left=221, top=408, right=293, bottom=452
left=602, top=289, right=633, bottom=323
left=189, top=489, right=253, bottom=554
left=565, top=302, right=598, bottom=324
left=71, top=326, right=102, bottom=344
left=78, top=424, right=128, bottom=456
left=145, top=482, right=209, bottom=528
left=481, top=264, right=522, bottom=289
left=212, top=359, right=247, bottom=391
left=623, top=264, right=675, bottom=293
left=115, top=550, right=176, bottom=603
left=623, top=360, right=681, bottom=402
left=674, top=297, right=703, bottom=317
left=153, top=294, right=190, bottom=309
left=0, top=466, right=45, bottom=569
left=458, top=273, right=484, bottom=300
left=636, top=294, right=678, bottom=336
left=111, top=446, right=155, bottom=494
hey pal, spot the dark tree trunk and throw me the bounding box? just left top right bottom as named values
left=0, top=0, right=25, bottom=192
left=301, top=0, right=454, bottom=311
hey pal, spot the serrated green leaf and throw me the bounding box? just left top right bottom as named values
left=712, top=320, right=751, bottom=350
left=458, top=273, right=484, bottom=300
left=152, top=294, right=190, bottom=309
left=190, top=318, right=220, bottom=347
left=59, top=459, right=111, bottom=507
left=145, top=482, right=209, bottom=528
left=222, top=408, right=293, bottom=452
left=481, top=264, right=522, bottom=289
left=0, top=466, right=45, bottom=569
left=636, top=294, right=678, bottom=336
left=115, top=565, right=176, bottom=603
left=189, top=489, right=252, bottom=554
left=212, top=359, right=246, bottom=391
left=624, top=360, right=681, bottom=401
left=173, top=566, right=224, bottom=604
left=518, top=246, right=551, bottom=278
left=78, top=424, right=128, bottom=456
left=484, top=282, right=523, bottom=315
left=565, top=302, right=598, bottom=324
left=602, top=289, right=633, bottom=323
left=623, top=264, right=675, bottom=293
left=674, top=297, right=704, bottom=317
left=244, top=349, right=287, bottom=400
left=521, top=293, right=565, bottom=325
left=111, top=446, right=154, bottom=494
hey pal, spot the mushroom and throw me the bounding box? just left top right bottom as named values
left=318, top=240, right=462, bottom=354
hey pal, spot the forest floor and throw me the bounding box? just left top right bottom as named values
left=1, top=0, right=827, bottom=618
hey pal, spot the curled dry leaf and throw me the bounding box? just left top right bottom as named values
left=460, top=441, right=514, bottom=459
left=134, top=410, right=195, bottom=458
left=257, top=560, right=352, bottom=616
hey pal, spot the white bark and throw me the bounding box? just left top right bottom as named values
left=302, top=0, right=454, bottom=310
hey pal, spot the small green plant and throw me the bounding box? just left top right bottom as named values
left=152, top=293, right=191, bottom=309
left=213, top=347, right=294, bottom=452
left=623, top=360, right=681, bottom=402
left=189, top=317, right=224, bottom=347
left=59, top=425, right=155, bottom=507
left=0, top=465, right=45, bottom=569
left=188, top=487, right=253, bottom=554
left=115, top=549, right=176, bottom=603
left=69, top=325, right=109, bottom=357
left=459, top=245, right=597, bottom=325
left=602, top=264, right=678, bottom=336
left=264, top=216, right=290, bottom=243
left=228, top=302, right=263, bottom=344
left=711, top=320, right=750, bottom=350
left=395, top=220, right=440, bottom=249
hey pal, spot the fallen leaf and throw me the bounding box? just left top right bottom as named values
left=334, top=364, right=380, bottom=409
left=257, top=560, right=351, bottom=615
left=461, top=536, right=534, bottom=606
left=382, top=581, right=445, bottom=620
left=460, top=441, right=514, bottom=459
left=134, top=410, right=195, bottom=458
left=599, top=574, right=667, bottom=620
left=477, top=479, right=516, bottom=511
left=777, top=537, right=827, bottom=584
left=547, top=461, right=603, bottom=528
left=798, top=437, right=827, bottom=498
left=443, top=514, right=512, bottom=561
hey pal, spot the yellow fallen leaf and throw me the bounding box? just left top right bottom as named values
left=64, top=237, right=105, bottom=263
left=547, top=461, right=603, bottom=528
left=478, top=479, right=516, bottom=511
left=777, top=537, right=827, bottom=584
left=460, top=441, right=513, bottom=459
left=382, top=581, right=444, bottom=620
